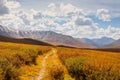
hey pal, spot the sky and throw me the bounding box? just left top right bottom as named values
left=0, top=0, right=120, bottom=39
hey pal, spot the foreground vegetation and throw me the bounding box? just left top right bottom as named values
left=0, top=42, right=72, bottom=80
left=0, top=42, right=51, bottom=80
left=0, top=42, right=120, bottom=80
left=57, top=47, right=120, bottom=80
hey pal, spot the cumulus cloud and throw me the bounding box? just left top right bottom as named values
left=96, top=26, right=120, bottom=39
left=96, top=9, right=111, bottom=21
left=43, top=3, right=57, bottom=16
left=75, top=16, right=93, bottom=26
left=0, top=0, right=21, bottom=15
left=0, top=13, right=24, bottom=30
left=0, top=2, right=120, bottom=39
left=5, top=1, right=21, bottom=9
left=60, top=3, right=84, bottom=16
left=0, top=0, right=9, bottom=15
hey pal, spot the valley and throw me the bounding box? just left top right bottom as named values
left=0, top=25, right=120, bottom=80
left=1, top=25, right=120, bottom=48
left=0, top=0, right=120, bottom=79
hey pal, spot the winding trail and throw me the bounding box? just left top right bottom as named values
left=36, top=48, right=57, bottom=80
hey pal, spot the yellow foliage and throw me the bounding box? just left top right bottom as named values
left=57, top=47, right=120, bottom=80
left=0, top=42, right=51, bottom=80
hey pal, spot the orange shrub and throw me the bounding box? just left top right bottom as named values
left=57, top=47, right=120, bottom=80
left=0, top=42, right=51, bottom=80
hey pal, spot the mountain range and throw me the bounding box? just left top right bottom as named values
left=108, top=39, right=120, bottom=46
left=77, top=37, right=115, bottom=47
left=0, top=25, right=94, bottom=48
left=0, top=25, right=120, bottom=48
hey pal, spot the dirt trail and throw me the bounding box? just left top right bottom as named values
left=36, top=48, right=57, bottom=80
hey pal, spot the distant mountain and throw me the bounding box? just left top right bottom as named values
left=0, top=25, right=94, bottom=48
left=0, top=25, right=20, bottom=38
left=92, top=37, right=115, bottom=47
left=77, top=37, right=115, bottom=48
left=0, top=35, right=52, bottom=46
left=77, top=38, right=98, bottom=47
left=108, top=39, right=120, bottom=46
left=0, top=25, right=10, bottom=37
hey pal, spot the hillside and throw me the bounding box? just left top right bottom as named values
left=77, top=38, right=98, bottom=47
left=77, top=37, right=115, bottom=47
left=99, top=47, right=120, bottom=52
left=0, top=35, right=52, bottom=46
left=92, top=37, right=115, bottom=47
left=0, top=25, right=94, bottom=48
left=108, top=39, right=120, bottom=46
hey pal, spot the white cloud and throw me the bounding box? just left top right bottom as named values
left=48, top=3, right=56, bottom=11
left=60, top=3, right=84, bottom=16
left=15, top=0, right=120, bottom=18
left=0, top=13, right=24, bottom=29
left=0, top=0, right=21, bottom=15
left=0, top=0, right=9, bottom=15
left=96, top=26, right=120, bottom=39
left=75, top=16, right=93, bottom=26
left=43, top=3, right=57, bottom=16
left=5, top=1, right=21, bottom=9
left=0, top=2, right=120, bottom=39
left=96, top=9, right=111, bottom=21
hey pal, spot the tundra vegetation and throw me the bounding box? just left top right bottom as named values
left=0, top=42, right=50, bottom=80
left=57, top=47, right=120, bottom=80
left=0, top=42, right=120, bottom=80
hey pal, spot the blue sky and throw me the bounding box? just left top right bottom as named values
left=0, top=0, right=120, bottom=39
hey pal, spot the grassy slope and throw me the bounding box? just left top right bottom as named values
left=0, top=35, right=52, bottom=46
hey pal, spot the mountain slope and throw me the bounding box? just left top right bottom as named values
left=0, top=25, right=94, bottom=48
left=92, top=37, right=115, bottom=47
left=0, top=35, right=52, bottom=46
left=33, top=31, right=95, bottom=48
left=108, top=39, right=120, bottom=46
left=77, top=37, right=115, bottom=47
left=77, top=38, right=98, bottom=47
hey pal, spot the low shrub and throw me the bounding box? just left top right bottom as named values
left=57, top=47, right=120, bottom=80
left=0, top=42, right=51, bottom=80
left=50, top=64, right=64, bottom=80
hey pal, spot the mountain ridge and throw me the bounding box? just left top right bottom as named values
left=77, top=37, right=116, bottom=47
left=107, top=39, right=120, bottom=46
left=0, top=35, right=52, bottom=46
left=0, top=25, right=95, bottom=48
left=1, top=25, right=119, bottom=48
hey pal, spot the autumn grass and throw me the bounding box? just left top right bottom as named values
left=0, top=42, right=72, bottom=80
left=45, top=48, right=74, bottom=80
left=0, top=42, right=51, bottom=80
left=46, top=50, right=65, bottom=80
left=1, top=42, right=120, bottom=80
left=57, top=47, right=120, bottom=80
left=19, top=53, right=46, bottom=80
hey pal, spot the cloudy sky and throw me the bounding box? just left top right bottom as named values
left=0, top=0, right=120, bottom=39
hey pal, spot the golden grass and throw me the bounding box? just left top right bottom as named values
left=0, top=42, right=51, bottom=80
left=0, top=42, right=120, bottom=80
left=57, top=47, right=120, bottom=80
left=19, top=55, right=44, bottom=80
